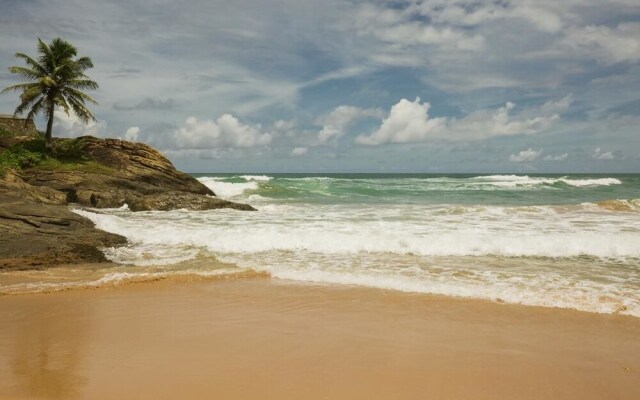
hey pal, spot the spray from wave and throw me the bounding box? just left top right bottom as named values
left=198, top=177, right=260, bottom=198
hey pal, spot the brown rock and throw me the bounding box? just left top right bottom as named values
left=0, top=170, right=67, bottom=205
left=0, top=184, right=126, bottom=271
left=19, top=136, right=253, bottom=212
left=127, top=191, right=257, bottom=212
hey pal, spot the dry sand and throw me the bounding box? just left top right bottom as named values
left=0, top=277, right=638, bottom=399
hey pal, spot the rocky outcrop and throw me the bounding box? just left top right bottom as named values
left=0, top=136, right=256, bottom=270
left=127, top=191, right=257, bottom=212
left=0, top=171, right=67, bottom=205
left=20, top=136, right=255, bottom=211
left=0, top=182, right=126, bottom=270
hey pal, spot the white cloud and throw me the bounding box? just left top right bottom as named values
left=273, top=119, right=296, bottom=132
left=316, top=105, right=383, bottom=145
left=447, top=101, right=561, bottom=140
left=539, top=94, right=574, bottom=114
left=354, top=4, right=486, bottom=51
left=291, top=147, right=308, bottom=157
left=172, top=114, right=272, bottom=150
left=356, top=98, right=446, bottom=145
left=510, top=148, right=543, bottom=163
left=341, top=1, right=640, bottom=96
left=375, top=23, right=485, bottom=50
left=561, top=23, right=640, bottom=64
left=410, top=2, right=563, bottom=33
left=271, top=119, right=298, bottom=138
left=593, top=148, right=615, bottom=160
left=544, top=153, right=569, bottom=161
left=52, top=109, right=107, bottom=138
left=124, top=126, right=140, bottom=142
left=357, top=96, right=570, bottom=145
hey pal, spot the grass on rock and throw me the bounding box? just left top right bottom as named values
left=0, top=137, right=114, bottom=176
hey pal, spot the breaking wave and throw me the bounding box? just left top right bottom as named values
left=473, top=175, right=622, bottom=187
left=198, top=177, right=259, bottom=198
left=5, top=173, right=639, bottom=318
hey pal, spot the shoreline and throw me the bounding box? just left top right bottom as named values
left=1, top=277, right=638, bottom=399
left=1, top=263, right=637, bottom=319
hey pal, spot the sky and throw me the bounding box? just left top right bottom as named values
left=0, top=0, right=639, bottom=173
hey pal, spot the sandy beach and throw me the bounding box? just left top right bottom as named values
left=0, top=276, right=638, bottom=400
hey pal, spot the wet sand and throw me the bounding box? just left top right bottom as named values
left=0, top=277, right=638, bottom=400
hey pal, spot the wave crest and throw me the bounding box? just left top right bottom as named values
left=476, top=175, right=622, bottom=188
left=240, top=175, right=272, bottom=181
left=198, top=177, right=259, bottom=198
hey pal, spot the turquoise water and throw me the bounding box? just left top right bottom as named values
left=192, top=173, right=639, bottom=206
left=3, top=173, right=639, bottom=317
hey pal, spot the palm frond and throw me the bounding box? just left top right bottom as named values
left=64, top=87, right=99, bottom=105
left=19, top=86, right=43, bottom=102
left=14, top=53, right=48, bottom=75
left=65, top=79, right=99, bottom=90
left=54, top=96, right=72, bottom=115
left=52, top=64, right=67, bottom=77
left=74, top=56, right=94, bottom=71
left=25, top=97, right=46, bottom=121
left=39, top=76, right=56, bottom=88
left=0, top=82, right=40, bottom=94
left=37, top=38, right=55, bottom=71
left=67, top=96, right=96, bottom=123
left=15, top=91, right=44, bottom=116
left=8, top=66, right=43, bottom=81
left=50, top=37, right=77, bottom=61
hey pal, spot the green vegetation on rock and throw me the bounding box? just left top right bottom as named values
left=0, top=139, right=48, bottom=173
left=0, top=137, right=113, bottom=176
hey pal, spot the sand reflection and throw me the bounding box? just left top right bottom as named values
left=1, top=298, right=91, bottom=399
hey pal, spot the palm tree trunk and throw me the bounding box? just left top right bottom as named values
left=45, top=102, right=54, bottom=152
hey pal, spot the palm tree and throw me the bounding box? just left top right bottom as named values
left=1, top=38, right=98, bottom=151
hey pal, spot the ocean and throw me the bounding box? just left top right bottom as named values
left=3, top=173, right=640, bottom=317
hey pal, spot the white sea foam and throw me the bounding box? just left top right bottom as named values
left=197, top=177, right=259, bottom=198
left=473, top=175, right=533, bottom=182
left=560, top=178, right=622, bottom=187
left=92, top=272, right=156, bottom=285
left=100, top=228, right=640, bottom=258
left=54, top=191, right=640, bottom=317
left=0, top=267, right=254, bottom=295
left=75, top=204, right=640, bottom=259
left=247, top=194, right=271, bottom=202
left=102, top=245, right=199, bottom=266
left=240, top=175, right=272, bottom=181
left=474, top=175, right=622, bottom=188
left=268, top=267, right=638, bottom=316
left=0, top=271, right=166, bottom=294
